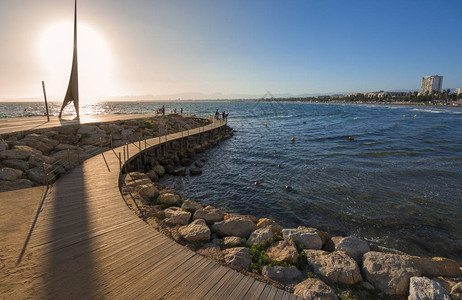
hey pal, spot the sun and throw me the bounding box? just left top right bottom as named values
left=38, top=21, right=114, bottom=104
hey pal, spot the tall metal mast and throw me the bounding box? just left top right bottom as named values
left=59, top=0, right=79, bottom=118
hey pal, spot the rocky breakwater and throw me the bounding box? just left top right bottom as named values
left=0, top=115, right=204, bottom=192
left=122, top=168, right=462, bottom=299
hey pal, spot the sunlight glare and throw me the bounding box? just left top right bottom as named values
left=38, top=21, right=114, bottom=104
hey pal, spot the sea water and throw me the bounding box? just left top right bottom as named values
left=1, top=101, right=461, bottom=262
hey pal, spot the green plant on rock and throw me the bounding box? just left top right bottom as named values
left=306, top=271, right=318, bottom=279
left=144, top=120, right=152, bottom=128
left=248, top=242, right=290, bottom=275
left=273, top=232, right=283, bottom=242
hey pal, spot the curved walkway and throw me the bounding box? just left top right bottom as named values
left=2, top=116, right=299, bottom=299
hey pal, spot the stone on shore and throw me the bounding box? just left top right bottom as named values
left=193, top=206, right=225, bottom=224
left=194, top=161, right=203, bottom=168
left=223, top=213, right=258, bottom=223
left=138, top=184, right=159, bottom=201
left=0, top=179, right=33, bottom=192
left=189, top=168, right=202, bottom=175
left=172, top=167, right=186, bottom=176
left=0, top=167, right=23, bottom=181
left=223, top=236, right=242, bottom=247
left=262, top=266, right=302, bottom=284
left=212, top=217, right=257, bottom=238
left=0, top=141, right=8, bottom=151
left=451, top=282, right=462, bottom=299
left=164, top=207, right=191, bottom=225
left=247, top=228, right=274, bottom=246
left=223, top=247, right=251, bottom=271
left=408, top=277, right=451, bottom=300
left=147, top=170, right=159, bottom=181
left=179, top=219, right=211, bottom=243
left=266, top=239, right=298, bottom=264
left=362, top=251, right=421, bottom=295
left=157, top=193, right=181, bottom=206
left=257, top=218, right=283, bottom=234
left=181, top=199, right=203, bottom=212
left=334, top=236, right=370, bottom=263
left=152, top=164, right=165, bottom=177
left=294, top=278, right=339, bottom=300
left=282, top=228, right=322, bottom=250
left=3, top=159, right=29, bottom=171
left=26, top=167, right=49, bottom=184
left=304, top=250, right=362, bottom=285
left=298, top=226, right=331, bottom=246
left=410, top=256, right=461, bottom=278
left=0, top=149, right=31, bottom=160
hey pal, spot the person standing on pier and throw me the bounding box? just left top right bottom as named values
left=215, top=109, right=219, bottom=119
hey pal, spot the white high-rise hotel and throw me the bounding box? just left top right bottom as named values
left=420, top=75, right=443, bottom=94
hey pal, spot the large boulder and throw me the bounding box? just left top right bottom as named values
left=257, top=218, right=283, bottom=234
left=247, top=228, right=274, bottom=247
left=26, top=167, right=49, bottom=184
left=0, top=167, right=23, bottom=181
left=181, top=199, right=203, bottom=212
left=212, top=217, right=257, bottom=238
left=25, top=140, right=53, bottom=153
left=282, top=228, right=322, bottom=250
left=408, top=277, right=451, bottom=300
left=54, top=144, right=78, bottom=151
left=157, top=193, right=181, bottom=206
left=0, top=141, right=8, bottom=151
left=178, top=219, right=211, bottom=243
left=0, top=179, right=33, bottom=192
left=193, top=206, right=225, bottom=224
left=28, top=154, right=56, bottom=168
left=298, top=226, right=331, bottom=246
left=172, top=167, right=186, bottom=176
left=223, top=236, right=242, bottom=247
left=147, top=170, right=159, bottom=181
left=3, top=159, right=29, bottom=171
left=304, top=250, right=362, bottom=285
left=262, top=266, right=303, bottom=284
left=152, top=164, right=165, bottom=177
left=451, top=282, right=462, bottom=299
left=224, top=213, right=258, bottom=223
left=294, top=278, right=339, bottom=300
left=362, top=252, right=421, bottom=295
left=410, top=256, right=461, bottom=278
left=164, top=207, right=191, bottom=225
left=223, top=247, right=251, bottom=271
left=138, top=184, right=159, bottom=201
left=334, top=236, right=370, bottom=263
left=266, top=239, right=298, bottom=264
left=0, top=149, right=31, bottom=160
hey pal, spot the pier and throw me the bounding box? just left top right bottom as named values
left=0, top=114, right=298, bottom=299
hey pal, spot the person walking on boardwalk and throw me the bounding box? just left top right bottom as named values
left=162, top=105, right=165, bottom=116
left=215, top=109, right=219, bottom=120
left=222, top=111, right=225, bottom=120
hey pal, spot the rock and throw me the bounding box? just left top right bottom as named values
left=451, top=282, right=462, bottom=299
left=431, top=277, right=456, bottom=293
left=212, top=217, right=257, bottom=238
left=411, top=256, right=461, bottom=278
left=223, top=247, right=251, bottom=271
left=123, top=173, right=151, bottom=188
left=24, top=140, right=53, bottom=153
left=180, top=158, right=192, bottom=166
left=257, top=218, right=283, bottom=234
left=294, top=278, right=339, bottom=300
left=334, top=236, right=370, bottom=263
left=181, top=199, right=203, bottom=212
left=304, top=250, right=362, bottom=285
left=298, top=226, right=331, bottom=245
left=146, top=205, right=165, bottom=219
left=360, top=281, right=375, bottom=291
left=247, top=228, right=274, bottom=246
left=0, top=149, right=31, bottom=160
left=28, top=154, right=56, bottom=168
left=138, top=184, right=159, bottom=201
left=152, top=164, right=165, bottom=177
left=157, top=193, right=181, bottom=206
left=282, top=228, right=322, bottom=250
left=3, top=159, right=29, bottom=171
left=201, top=243, right=220, bottom=250
left=362, top=251, right=421, bottom=295
left=172, top=167, right=186, bottom=176
left=408, top=277, right=451, bottom=300
left=164, top=207, right=191, bottom=225
left=77, top=125, right=101, bottom=135
left=164, top=165, right=175, bottom=174
left=211, top=238, right=221, bottom=245
left=223, top=236, right=242, bottom=247
left=0, top=179, right=33, bottom=192
left=54, top=143, right=78, bottom=151
left=195, top=161, right=203, bottom=168
left=189, top=168, right=202, bottom=175
left=223, top=213, right=258, bottom=223
left=26, top=167, right=49, bottom=184
left=193, top=207, right=225, bottom=224
left=159, top=159, right=174, bottom=166
left=0, top=167, right=23, bottom=181
left=262, top=266, right=303, bottom=284
left=266, top=239, right=298, bottom=264
left=0, top=141, right=8, bottom=151
left=179, top=219, right=211, bottom=243
left=147, top=170, right=159, bottom=181
left=40, top=137, right=59, bottom=147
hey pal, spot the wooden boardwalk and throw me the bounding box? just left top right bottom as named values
left=1, top=116, right=299, bottom=299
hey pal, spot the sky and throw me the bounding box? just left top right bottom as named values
left=0, top=0, right=461, bottom=102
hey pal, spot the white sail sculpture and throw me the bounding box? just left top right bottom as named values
left=59, top=0, right=79, bottom=118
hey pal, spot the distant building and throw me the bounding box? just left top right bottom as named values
left=455, top=88, right=462, bottom=95
left=420, top=75, right=443, bottom=95
left=365, top=91, right=407, bottom=98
